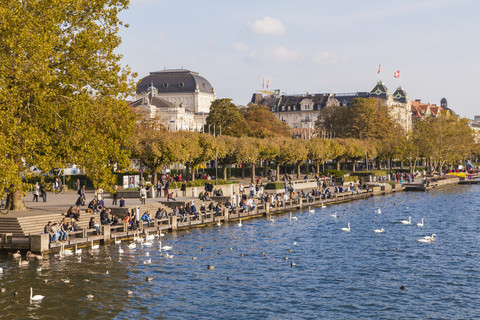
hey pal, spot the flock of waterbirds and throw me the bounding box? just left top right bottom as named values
left=1, top=201, right=438, bottom=305
left=336, top=206, right=437, bottom=244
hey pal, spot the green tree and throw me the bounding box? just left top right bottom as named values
left=205, top=99, right=248, bottom=136
left=0, top=0, right=135, bottom=209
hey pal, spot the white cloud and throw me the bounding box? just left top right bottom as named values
left=313, top=51, right=344, bottom=66
left=249, top=46, right=299, bottom=62
left=247, top=17, right=286, bottom=35
left=234, top=42, right=250, bottom=51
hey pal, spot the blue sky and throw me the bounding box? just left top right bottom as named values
left=118, top=0, right=479, bottom=118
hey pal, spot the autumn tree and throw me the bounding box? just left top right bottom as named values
left=205, top=99, right=248, bottom=136
left=0, top=0, right=135, bottom=209
left=235, top=137, right=260, bottom=181
left=415, top=113, right=475, bottom=172
left=243, top=104, right=291, bottom=138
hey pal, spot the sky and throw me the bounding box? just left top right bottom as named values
left=117, top=0, right=480, bottom=118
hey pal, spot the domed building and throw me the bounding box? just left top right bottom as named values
left=131, top=69, right=215, bottom=131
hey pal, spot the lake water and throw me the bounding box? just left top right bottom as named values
left=1, top=184, right=479, bottom=319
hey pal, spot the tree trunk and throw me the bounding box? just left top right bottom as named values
left=251, top=163, right=256, bottom=182
left=191, top=165, right=195, bottom=181
left=316, top=163, right=320, bottom=175
left=336, top=159, right=341, bottom=171
left=297, top=163, right=301, bottom=179
left=241, top=164, right=245, bottom=179
left=223, top=165, right=228, bottom=180
left=7, top=189, right=26, bottom=211
left=352, top=161, right=356, bottom=173
left=276, top=163, right=280, bottom=181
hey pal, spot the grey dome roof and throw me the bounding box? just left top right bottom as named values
left=136, top=69, right=214, bottom=95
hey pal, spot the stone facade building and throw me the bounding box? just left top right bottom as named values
left=251, top=81, right=413, bottom=138
left=131, top=69, right=215, bottom=131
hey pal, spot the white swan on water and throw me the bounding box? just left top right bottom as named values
left=289, top=212, right=298, bottom=222
left=373, top=228, right=385, bottom=233
left=377, top=208, right=382, bottom=214
left=91, top=240, right=99, bottom=250
left=127, top=243, right=136, bottom=249
left=341, top=223, right=351, bottom=232
left=308, top=207, right=315, bottom=213
left=238, top=219, right=242, bottom=227
left=30, top=287, right=44, bottom=301
left=159, top=241, right=172, bottom=251
left=269, top=216, right=275, bottom=223
left=400, top=217, right=412, bottom=225
left=423, top=234, right=436, bottom=241
left=416, top=218, right=424, bottom=227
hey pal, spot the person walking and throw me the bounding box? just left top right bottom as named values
left=40, top=182, right=47, bottom=202
left=163, top=179, right=169, bottom=198
left=33, top=182, right=40, bottom=202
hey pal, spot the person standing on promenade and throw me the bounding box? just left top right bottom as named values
left=163, top=179, right=170, bottom=198
left=33, top=182, right=40, bottom=202
left=140, top=186, right=147, bottom=204
left=80, top=185, right=86, bottom=204
left=119, top=197, right=125, bottom=207
left=40, top=182, right=47, bottom=202
left=156, top=180, right=162, bottom=197
left=75, top=179, right=81, bottom=193
left=112, top=185, right=118, bottom=205
left=181, top=181, right=187, bottom=197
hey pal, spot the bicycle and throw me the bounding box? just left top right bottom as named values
left=0, top=198, right=9, bottom=215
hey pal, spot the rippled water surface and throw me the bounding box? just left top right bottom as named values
left=1, top=185, right=480, bottom=319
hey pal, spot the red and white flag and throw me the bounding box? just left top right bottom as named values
left=378, top=64, right=381, bottom=74
left=394, top=70, right=400, bottom=78
left=267, top=80, right=270, bottom=89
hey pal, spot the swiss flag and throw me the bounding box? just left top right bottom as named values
left=394, top=70, right=400, bottom=78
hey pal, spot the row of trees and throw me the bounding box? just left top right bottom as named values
left=132, top=97, right=479, bottom=186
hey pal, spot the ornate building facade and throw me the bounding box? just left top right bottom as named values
left=131, top=69, right=215, bottom=131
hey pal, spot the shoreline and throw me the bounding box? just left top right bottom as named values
left=0, top=175, right=475, bottom=254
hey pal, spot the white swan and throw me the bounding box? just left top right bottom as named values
left=145, top=232, right=155, bottom=241
left=114, top=237, right=121, bottom=245
left=118, top=246, right=124, bottom=254
left=418, top=237, right=434, bottom=243
left=320, top=204, right=326, bottom=209
left=164, top=253, right=173, bottom=259
left=341, top=223, right=351, bottom=232
left=62, top=245, right=73, bottom=256
left=308, top=206, right=314, bottom=213
left=289, top=213, right=298, bottom=221
left=238, top=219, right=242, bottom=227
left=142, top=241, right=153, bottom=247
left=159, top=241, right=172, bottom=251
left=423, top=234, right=436, bottom=241
left=18, top=257, right=29, bottom=267
left=91, top=240, right=99, bottom=250
left=269, top=216, right=275, bottom=223
left=373, top=228, right=385, bottom=233
left=128, top=243, right=136, bottom=249
left=416, top=218, right=424, bottom=227
left=74, top=244, right=82, bottom=255
left=330, top=212, right=339, bottom=218
left=377, top=209, right=382, bottom=214
left=30, top=287, right=44, bottom=301
left=216, top=220, right=222, bottom=227
left=12, top=250, right=21, bottom=259
left=400, top=216, right=412, bottom=225
left=26, top=251, right=36, bottom=259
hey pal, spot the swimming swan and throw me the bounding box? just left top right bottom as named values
left=400, top=216, right=412, bottom=225
left=416, top=218, right=424, bottom=227
left=373, top=228, right=385, bottom=233
left=30, top=287, right=44, bottom=301
left=341, top=223, right=351, bottom=232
